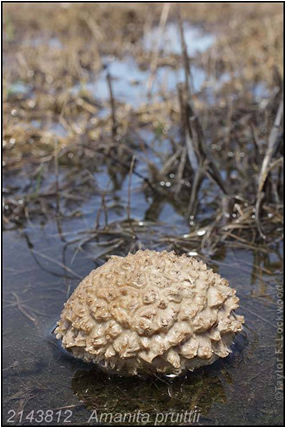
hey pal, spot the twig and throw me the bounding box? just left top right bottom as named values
left=97, top=148, right=157, bottom=193
left=188, top=166, right=205, bottom=216
left=256, top=98, right=283, bottom=238
left=31, top=249, right=82, bottom=279
left=11, top=292, right=39, bottom=327
left=127, top=156, right=136, bottom=222
left=177, top=5, right=192, bottom=98
left=147, top=3, right=171, bottom=95
left=95, top=190, right=109, bottom=230
left=175, top=146, right=187, bottom=195
left=241, top=306, right=276, bottom=329
left=106, top=72, right=117, bottom=138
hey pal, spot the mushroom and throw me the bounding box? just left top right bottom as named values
left=55, top=250, right=244, bottom=376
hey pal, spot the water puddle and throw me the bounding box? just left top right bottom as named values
left=23, top=35, right=63, bottom=49
left=143, top=22, right=215, bottom=56
left=3, top=219, right=283, bottom=425
left=70, top=23, right=270, bottom=110
left=72, top=55, right=207, bottom=107
left=69, top=23, right=215, bottom=107
left=7, top=81, right=33, bottom=97
left=30, top=119, right=68, bottom=138
left=3, top=15, right=282, bottom=426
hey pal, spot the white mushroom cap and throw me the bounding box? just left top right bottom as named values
left=55, top=250, right=244, bottom=376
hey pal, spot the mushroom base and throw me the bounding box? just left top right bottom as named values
left=62, top=332, right=235, bottom=377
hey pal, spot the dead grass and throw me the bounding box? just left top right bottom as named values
left=3, top=3, right=283, bottom=255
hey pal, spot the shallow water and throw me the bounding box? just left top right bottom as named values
left=143, top=22, right=215, bottom=56
left=7, top=20, right=269, bottom=109
left=72, top=55, right=208, bottom=108
left=71, top=22, right=215, bottom=107
left=3, top=20, right=283, bottom=426
left=3, top=207, right=283, bottom=425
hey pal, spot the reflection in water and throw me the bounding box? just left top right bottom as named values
left=68, top=329, right=249, bottom=422
left=71, top=367, right=226, bottom=417
left=68, top=335, right=244, bottom=425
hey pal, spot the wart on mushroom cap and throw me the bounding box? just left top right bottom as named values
left=55, top=250, right=244, bottom=376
